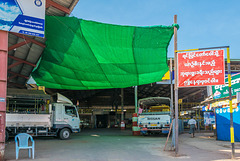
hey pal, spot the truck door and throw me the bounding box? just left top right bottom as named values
left=64, top=106, right=80, bottom=130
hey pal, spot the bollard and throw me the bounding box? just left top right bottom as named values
left=132, top=113, right=140, bottom=135
left=121, top=121, right=125, bottom=130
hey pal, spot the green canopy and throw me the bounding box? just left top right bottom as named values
left=31, top=16, right=177, bottom=90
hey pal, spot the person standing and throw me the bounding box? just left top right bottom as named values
left=188, top=116, right=197, bottom=137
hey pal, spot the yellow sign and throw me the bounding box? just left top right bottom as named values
left=162, top=71, right=170, bottom=80
left=151, top=105, right=170, bottom=109
left=211, top=98, right=237, bottom=107
left=151, top=124, right=157, bottom=126
left=178, top=99, right=182, bottom=104
left=38, top=86, right=45, bottom=91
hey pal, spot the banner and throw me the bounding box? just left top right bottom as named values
left=204, top=112, right=215, bottom=125
left=212, top=73, right=240, bottom=99
left=0, top=0, right=45, bottom=37
left=178, top=50, right=225, bottom=87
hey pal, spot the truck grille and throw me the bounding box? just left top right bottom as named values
left=148, top=127, right=161, bottom=129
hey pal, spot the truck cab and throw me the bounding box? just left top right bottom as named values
left=51, top=93, right=81, bottom=139
left=52, top=103, right=81, bottom=134
left=137, top=97, right=171, bottom=135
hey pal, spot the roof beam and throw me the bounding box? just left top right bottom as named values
left=46, top=0, right=70, bottom=15
left=7, top=61, right=22, bottom=70
left=11, top=32, right=45, bottom=48
left=8, top=39, right=31, bottom=51
left=7, top=81, right=25, bottom=88
left=180, top=90, right=203, bottom=100
left=46, top=2, right=51, bottom=8
left=8, top=74, right=18, bottom=81
left=8, top=55, right=36, bottom=67
left=8, top=71, right=29, bottom=80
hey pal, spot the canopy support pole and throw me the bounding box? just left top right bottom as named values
left=135, top=86, right=138, bottom=113
left=227, top=47, right=235, bottom=159
left=170, top=58, right=173, bottom=120
left=174, top=15, right=179, bottom=155
left=121, top=88, right=124, bottom=122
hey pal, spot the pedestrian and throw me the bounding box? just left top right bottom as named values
left=188, top=116, right=197, bottom=138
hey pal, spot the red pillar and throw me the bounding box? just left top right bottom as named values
left=0, top=30, right=8, bottom=159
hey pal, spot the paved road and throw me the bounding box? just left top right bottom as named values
left=4, top=129, right=240, bottom=161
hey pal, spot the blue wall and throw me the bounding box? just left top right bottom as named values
left=216, top=106, right=240, bottom=141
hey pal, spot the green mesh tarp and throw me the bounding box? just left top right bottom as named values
left=31, top=16, right=177, bottom=90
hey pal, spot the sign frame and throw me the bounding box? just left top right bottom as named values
left=177, top=49, right=225, bottom=88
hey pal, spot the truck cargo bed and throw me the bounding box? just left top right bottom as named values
left=6, top=113, right=52, bottom=128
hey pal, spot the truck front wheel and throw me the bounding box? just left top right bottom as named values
left=59, top=128, right=71, bottom=140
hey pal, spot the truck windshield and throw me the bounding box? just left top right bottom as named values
left=65, top=106, right=77, bottom=117
left=138, top=97, right=171, bottom=114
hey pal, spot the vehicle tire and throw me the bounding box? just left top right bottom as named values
left=59, top=128, right=71, bottom=140
left=5, top=130, right=9, bottom=141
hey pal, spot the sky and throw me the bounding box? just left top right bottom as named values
left=0, top=0, right=21, bottom=22
left=71, top=0, right=240, bottom=59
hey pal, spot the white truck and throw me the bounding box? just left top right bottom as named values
left=5, top=94, right=80, bottom=140
left=138, top=97, right=171, bottom=135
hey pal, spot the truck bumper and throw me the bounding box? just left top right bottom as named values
left=72, top=128, right=81, bottom=133
left=140, top=128, right=170, bottom=133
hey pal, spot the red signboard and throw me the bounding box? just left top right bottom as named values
left=178, top=49, right=225, bottom=87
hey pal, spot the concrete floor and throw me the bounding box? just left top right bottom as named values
left=4, top=129, right=240, bottom=161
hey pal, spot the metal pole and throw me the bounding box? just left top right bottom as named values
left=174, top=15, right=179, bottom=155
left=198, top=109, right=200, bottom=132
left=175, top=46, right=229, bottom=53
left=0, top=30, right=8, bottom=159
left=135, top=86, right=138, bottom=113
left=214, top=107, right=217, bottom=136
left=121, top=88, right=124, bottom=122
left=227, top=47, right=235, bottom=159
left=115, top=104, right=118, bottom=125
left=170, top=58, right=174, bottom=120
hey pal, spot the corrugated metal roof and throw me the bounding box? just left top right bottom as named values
left=7, top=0, right=79, bottom=88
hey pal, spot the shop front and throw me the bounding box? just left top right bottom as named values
left=203, top=73, right=240, bottom=141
